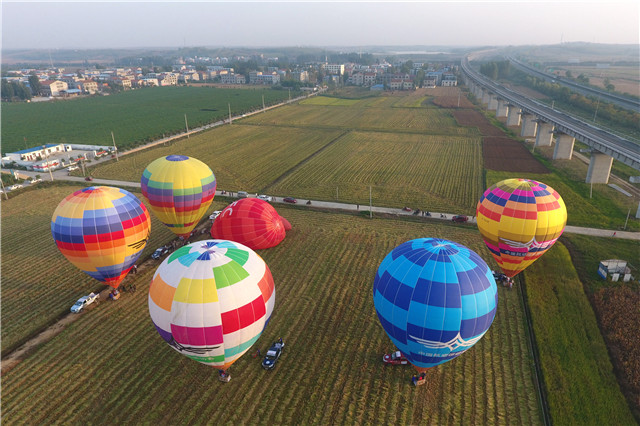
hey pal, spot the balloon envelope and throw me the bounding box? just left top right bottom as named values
left=373, top=238, right=498, bottom=371
left=476, top=178, right=567, bottom=278
left=211, top=198, right=289, bottom=250
left=149, top=240, right=275, bottom=370
left=141, top=155, right=216, bottom=239
left=51, top=186, right=151, bottom=289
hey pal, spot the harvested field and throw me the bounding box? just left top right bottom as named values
left=483, top=137, right=549, bottom=173
left=433, top=93, right=475, bottom=109
left=452, top=110, right=505, bottom=136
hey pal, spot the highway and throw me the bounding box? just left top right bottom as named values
left=462, top=57, right=640, bottom=171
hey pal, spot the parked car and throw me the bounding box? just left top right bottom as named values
left=8, top=184, right=23, bottom=190
left=257, top=194, right=272, bottom=202
left=237, top=191, right=249, bottom=198
left=262, top=341, right=285, bottom=370
left=283, top=197, right=297, bottom=204
left=383, top=351, right=409, bottom=366
left=209, top=211, right=222, bottom=221
left=70, top=292, right=99, bottom=313
left=151, top=245, right=172, bottom=260
left=67, top=165, right=80, bottom=171
left=29, top=178, right=43, bottom=184
left=451, top=215, right=468, bottom=223
left=85, top=176, right=93, bottom=181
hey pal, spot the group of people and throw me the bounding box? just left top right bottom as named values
left=411, top=372, right=427, bottom=386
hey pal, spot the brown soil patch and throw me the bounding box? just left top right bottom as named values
left=483, top=137, right=550, bottom=173
left=433, top=94, right=475, bottom=109
left=592, top=286, right=640, bottom=417
left=452, top=109, right=549, bottom=173
left=452, top=110, right=505, bottom=136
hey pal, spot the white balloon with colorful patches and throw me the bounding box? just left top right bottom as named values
left=148, top=240, right=275, bottom=371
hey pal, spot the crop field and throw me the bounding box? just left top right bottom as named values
left=1, top=86, right=296, bottom=154
left=522, top=243, right=635, bottom=424
left=0, top=183, right=232, bottom=354
left=264, top=130, right=484, bottom=213
left=85, top=125, right=344, bottom=192
left=2, top=201, right=543, bottom=424
left=246, top=100, right=478, bottom=137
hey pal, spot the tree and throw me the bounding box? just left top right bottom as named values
left=576, top=73, right=589, bottom=85
left=565, top=70, right=572, bottom=78
left=1, top=79, right=14, bottom=100
left=28, top=73, right=41, bottom=96
left=603, top=78, right=615, bottom=92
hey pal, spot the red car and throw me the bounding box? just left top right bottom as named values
left=451, top=215, right=468, bottom=223
left=283, top=197, right=297, bottom=204
left=382, top=351, right=409, bottom=365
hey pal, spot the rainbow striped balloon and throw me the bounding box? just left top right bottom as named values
left=149, top=240, right=275, bottom=370
left=141, top=155, right=216, bottom=239
left=51, top=186, right=151, bottom=289
left=373, top=238, right=498, bottom=372
left=476, top=178, right=567, bottom=278
left=211, top=198, right=290, bottom=250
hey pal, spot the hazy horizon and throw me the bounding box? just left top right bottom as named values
left=2, top=1, right=638, bottom=51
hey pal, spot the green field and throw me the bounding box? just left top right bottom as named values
left=1, top=86, right=297, bottom=154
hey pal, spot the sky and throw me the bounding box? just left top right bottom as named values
left=1, top=1, right=638, bottom=50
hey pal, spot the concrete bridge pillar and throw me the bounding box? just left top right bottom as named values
left=482, top=90, right=491, bottom=105
left=586, top=151, right=613, bottom=184
left=507, top=105, right=521, bottom=126
left=476, top=86, right=484, bottom=100
left=553, top=133, right=575, bottom=160
left=534, top=121, right=554, bottom=147
left=488, top=94, right=498, bottom=110
left=520, top=113, right=538, bottom=138
left=496, top=99, right=508, bottom=117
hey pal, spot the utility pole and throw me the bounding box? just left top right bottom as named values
left=336, top=186, right=338, bottom=201
left=593, top=95, right=600, bottom=123
left=185, top=114, right=190, bottom=138
left=0, top=179, right=8, bottom=200
left=111, top=131, right=119, bottom=162
left=42, top=145, right=54, bottom=181
left=369, top=186, right=372, bottom=219
left=623, top=208, right=631, bottom=230
left=228, top=103, right=232, bottom=124
left=262, top=94, right=265, bottom=112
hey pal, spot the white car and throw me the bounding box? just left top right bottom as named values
left=67, top=165, right=80, bottom=171
left=8, top=184, right=23, bottom=190
left=29, top=178, right=43, bottom=184
left=70, top=292, right=99, bottom=313
left=209, top=211, right=222, bottom=220
left=257, top=194, right=272, bottom=202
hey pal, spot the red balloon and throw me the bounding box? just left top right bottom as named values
left=211, top=198, right=290, bottom=249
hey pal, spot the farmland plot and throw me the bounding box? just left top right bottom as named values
left=0, top=185, right=230, bottom=354
left=245, top=103, right=477, bottom=137
left=88, top=125, right=343, bottom=193
left=1, top=86, right=296, bottom=153
left=266, top=131, right=484, bottom=212
left=2, top=208, right=541, bottom=425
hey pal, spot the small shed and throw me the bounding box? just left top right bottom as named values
left=598, top=259, right=633, bottom=282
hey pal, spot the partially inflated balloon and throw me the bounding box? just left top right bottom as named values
left=211, top=198, right=290, bottom=250
left=141, top=155, right=216, bottom=239
left=476, top=178, right=567, bottom=278
left=149, top=240, right=275, bottom=370
left=373, top=238, right=497, bottom=372
left=51, top=186, right=151, bottom=289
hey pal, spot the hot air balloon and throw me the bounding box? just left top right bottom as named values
left=51, top=186, right=151, bottom=289
left=211, top=198, right=290, bottom=250
left=476, top=178, right=567, bottom=278
left=141, top=155, right=216, bottom=239
left=373, top=238, right=498, bottom=374
left=148, top=240, right=275, bottom=377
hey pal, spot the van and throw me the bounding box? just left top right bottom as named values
left=237, top=191, right=248, bottom=198
left=68, top=165, right=79, bottom=171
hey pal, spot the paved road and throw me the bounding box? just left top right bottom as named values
left=46, top=177, right=637, bottom=241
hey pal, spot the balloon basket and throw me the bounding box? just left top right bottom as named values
left=218, top=374, right=231, bottom=383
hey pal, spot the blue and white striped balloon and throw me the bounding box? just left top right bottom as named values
left=373, top=238, right=498, bottom=370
